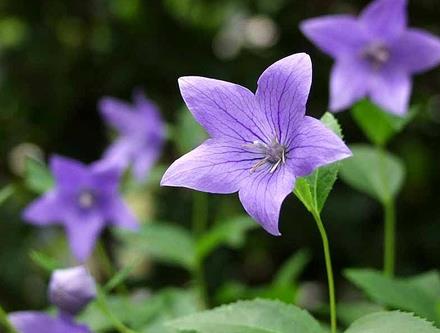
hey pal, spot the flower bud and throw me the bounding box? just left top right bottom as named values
left=49, top=266, right=97, bottom=315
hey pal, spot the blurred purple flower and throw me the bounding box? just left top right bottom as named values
left=9, top=266, right=95, bottom=333
left=9, top=312, right=91, bottom=333
left=49, top=266, right=97, bottom=316
left=161, top=53, right=351, bottom=235
left=301, top=0, right=440, bottom=115
left=23, top=155, right=138, bottom=262
left=99, top=90, right=165, bottom=182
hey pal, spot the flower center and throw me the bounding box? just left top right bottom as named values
left=362, top=42, right=390, bottom=70
left=245, top=138, right=286, bottom=173
left=78, top=190, right=96, bottom=209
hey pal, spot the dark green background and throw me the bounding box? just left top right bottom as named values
left=0, top=0, right=439, bottom=310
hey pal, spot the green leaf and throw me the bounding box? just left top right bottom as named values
left=339, top=145, right=405, bottom=203
left=294, top=112, right=344, bottom=213
left=345, top=311, right=440, bottom=333
left=345, top=269, right=439, bottom=323
left=406, top=271, right=440, bottom=299
left=0, top=185, right=14, bottom=206
left=175, top=105, right=208, bottom=154
left=24, top=158, right=53, bottom=194
left=114, top=222, right=196, bottom=271
left=273, top=249, right=311, bottom=288
left=337, top=302, right=384, bottom=327
left=196, top=216, right=257, bottom=261
left=80, top=288, right=199, bottom=332
left=351, top=100, right=417, bottom=146
left=169, top=299, right=324, bottom=333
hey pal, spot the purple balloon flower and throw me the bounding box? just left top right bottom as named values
left=161, top=53, right=351, bottom=235
left=9, top=312, right=91, bottom=333
left=99, top=90, right=165, bottom=182
left=301, top=0, right=440, bottom=115
left=23, top=155, right=138, bottom=262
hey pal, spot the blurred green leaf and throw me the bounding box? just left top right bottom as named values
left=273, top=249, right=310, bottom=288
left=24, top=158, right=53, bottom=194
left=345, top=311, right=440, bottom=333
left=294, top=113, right=344, bottom=213
left=196, top=216, right=257, bottom=261
left=339, top=145, right=405, bottom=204
left=351, top=100, right=417, bottom=146
left=0, top=17, right=27, bottom=48
left=163, top=0, right=234, bottom=29
left=406, top=271, right=440, bottom=298
left=114, top=222, right=196, bottom=271
left=215, top=251, right=309, bottom=305
left=81, top=288, right=199, bottom=332
left=175, top=105, right=208, bottom=154
left=345, top=269, right=439, bottom=324
left=0, top=185, right=14, bottom=206
left=169, top=299, right=324, bottom=333
left=337, top=301, right=384, bottom=327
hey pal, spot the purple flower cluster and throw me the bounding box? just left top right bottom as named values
left=22, top=90, right=165, bottom=262
left=301, top=0, right=440, bottom=115
left=9, top=266, right=96, bottom=333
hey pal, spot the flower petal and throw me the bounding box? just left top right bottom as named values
left=9, top=312, right=91, bottom=333
left=50, top=155, right=88, bottom=192
left=101, top=138, right=133, bottom=171
left=392, top=28, right=440, bottom=74
left=132, top=149, right=160, bottom=181
left=369, top=68, right=411, bottom=115
left=178, top=76, right=271, bottom=144
left=99, top=97, right=139, bottom=134
left=287, top=116, right=352, bottom=177
left=133, top=90, right=165, bottom=135
left=360, top=0, right=407, bottom=40
left=255, top=53, right=312, bottom=143
left=300, top=15, right=367, bottom=58
left=330, top=59, right=370, bottom=112
left=238, top=167, right=295, bottom=236
left=106, top=198, right=139, bottom=230
left=161, top=138, right=258, bottom=194
left=65, top=214, right=105, bottom=262
left=22, top=191, right=62, bottom=225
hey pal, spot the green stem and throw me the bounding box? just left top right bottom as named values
left=376, top=146, right=397, bottom=277
left=96, top=241, right=115, bottom=277
left=311, top=211, right=337, bottom=333
left=383, top=200, right=396, bottom=277
left=96, top=241, right=127, bottom=293
left=0, top=304, right=18, bottom=333
left=192, top=192, right=209, bottom=308
left=96, top=288, right=139, bottom=333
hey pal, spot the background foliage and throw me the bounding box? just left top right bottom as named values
left=0, top=0, right=439, bottom=318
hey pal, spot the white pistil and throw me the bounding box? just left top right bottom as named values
left=78, top=190, right=95, bottom=209
left=245, top=137, right=286, bottom=174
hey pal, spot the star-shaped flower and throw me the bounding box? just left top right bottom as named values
left=161, top=53, right=351, bottom=235
left=99, top=90, right=165, bottom=182
left=23, top=156, right=138, bottom=262
left=301, top=0, right=440, bottom=115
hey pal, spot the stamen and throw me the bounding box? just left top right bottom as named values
left=78, top=190, right=96, bottom=209
left=362, top=41, right=390, bottom=70
left=244, top=137, right=286, bottom=174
